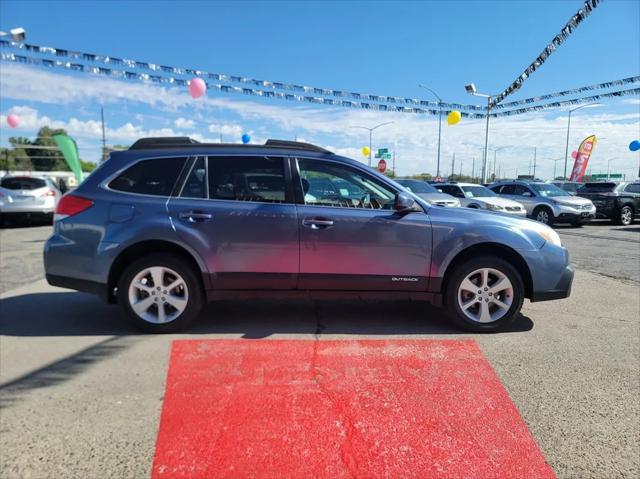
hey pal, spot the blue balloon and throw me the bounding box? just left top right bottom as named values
left=241, top=133, right=251, bottom=144
left=630, top=140, right=640, bottom=152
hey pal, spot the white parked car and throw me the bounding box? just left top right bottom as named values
left=0, top=175, right=62, bottom=225
left=436, top=182, right=527, bottom=216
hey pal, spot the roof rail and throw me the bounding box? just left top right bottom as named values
left=128, top=136, right=332, bottom=153
left=264, top=139, right=331, bottom=153
left=129, top=137, right=200, bottom=150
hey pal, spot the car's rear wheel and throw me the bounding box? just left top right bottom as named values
left=117, top=253, right=203, bottom=333
left=444, top=256, right=524, bottom=332
left=615, top=205, right=634, bottom=226
left=532, top=206, right=554, bottom=226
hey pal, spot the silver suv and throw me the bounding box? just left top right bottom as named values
left=489, top=180, right=595, bottom=226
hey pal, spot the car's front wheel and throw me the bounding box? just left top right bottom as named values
left=118, top=253, right=204, bottom=333
left=532, top=206, right=554, bottom=226
left=444, top=256, right=525, bottom=332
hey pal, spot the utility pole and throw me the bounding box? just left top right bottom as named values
left=459, top=158, right=463, bottom=177
left=472, top=157, right=475, bottom=182
left=101, top=107, right=107, bottom=162
left=392, top=151, right=396, bottom=177
left=532, top=147, right=537, bottom=178
left=451, top=153, right=455, bottom=178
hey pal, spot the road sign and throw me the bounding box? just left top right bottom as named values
left=590, top=173, right=624, bottom=180
left=377, top=159, right=387, bottom=173
left=378, top=148, right=389, bottom=155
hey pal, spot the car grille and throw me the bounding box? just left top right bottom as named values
left=505, top=206, right=521, bottom=211
left=433, top=201, right=457, bottom=207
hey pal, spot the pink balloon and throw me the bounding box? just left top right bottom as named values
left=571, top=150, right=578, bottom=159
left=6, top=113, right=19, bottom=128
left=189, top=78, right=207, bottom=99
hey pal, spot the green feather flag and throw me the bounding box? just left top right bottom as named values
left=52, top=134, right=83, bottom=183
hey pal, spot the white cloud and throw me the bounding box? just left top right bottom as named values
left=207, top=123, right=244, bottom=138
left=174, top=117, right=195, bottom=129
left=1, top=63, right=639, bottom=178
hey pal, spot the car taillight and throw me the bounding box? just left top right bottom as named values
left=41, top=189, right=56, bottom=197
left=55, top=194, right=94, bottom=221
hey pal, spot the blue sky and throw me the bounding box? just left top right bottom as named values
left=1, top=0, right=639, bottom=178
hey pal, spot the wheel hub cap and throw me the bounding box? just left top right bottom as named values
left=458, top=268, right=514, bottom=323
left=128, top=266, right=188, bottom=324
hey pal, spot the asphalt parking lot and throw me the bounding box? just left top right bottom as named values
left=1, top=220, right=639, bottom=478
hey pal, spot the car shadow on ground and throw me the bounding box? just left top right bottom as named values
left=0, top=291, right=534, bottom=337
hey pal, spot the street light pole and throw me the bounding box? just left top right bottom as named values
left=418, top=84, right=443, bottom=177
left=563, top=103, right=602, bottom=179
left=350, top=122, right=395, bottom=168
left=464, top=84, right=493, bottom=184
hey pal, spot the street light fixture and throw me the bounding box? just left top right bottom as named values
left=418, top=84, right=444, bottom=177
left=465, top=83, right=493, bottom=184
left=0, top=27, right=26, bottom=41
left=350, top=122, right=395, bottom=167
left=563, top=103, right=602, bottom=179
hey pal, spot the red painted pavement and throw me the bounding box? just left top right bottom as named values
left=152, top=339, right=555, bottom=479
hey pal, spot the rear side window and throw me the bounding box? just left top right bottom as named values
left=624, top=183, right=640, bottom=193
left=1, top=177, right=46, bottom=190
left=109, top=157, right=186, bottom=196
left=208, top=156, right=286, bottom=203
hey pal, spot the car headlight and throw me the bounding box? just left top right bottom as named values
left=486, top=203, right=504, bottom=210
left=527, top=223, right=562, bottom=247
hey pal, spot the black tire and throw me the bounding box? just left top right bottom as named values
left=532, top=206, right=554, bottom=226
left=614, top=205, right=634, bottom=226
left=117, top=253, right=204, bottom=333
left=444, top=256, right=525, bottom=333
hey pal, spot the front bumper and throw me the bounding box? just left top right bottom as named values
left=530, top=264, right=574, bottom=302
left=553, top=204, right=596, bottom=222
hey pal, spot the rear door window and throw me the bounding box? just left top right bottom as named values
left=208, top=156, right=287, bottom=203
left=1, top=177, right=46, bottom=190
left=624, top=183, right=640, bottom=193
left=109, top=157, right=187, bottom=196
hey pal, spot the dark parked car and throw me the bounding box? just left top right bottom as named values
left=45, top=137, right=574, bottom=333
left=576, top=181, right=640, bottom=225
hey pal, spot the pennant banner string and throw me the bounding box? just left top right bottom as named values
left=490, top=0, right=603, bottom=108
left=1, top=43, right=637, bottom=119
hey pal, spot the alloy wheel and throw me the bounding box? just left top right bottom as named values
left=621, top=207, right=633, bottom=226
left=127, top=266, right=189, bottom=324
left=457, top=268, right=514, bottom=323
left=536, top=209, right=550, bottom=224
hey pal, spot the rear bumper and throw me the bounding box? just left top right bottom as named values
left=530, top=264, right=574, bottom=302
left=46, top=274, right=110, bottom=302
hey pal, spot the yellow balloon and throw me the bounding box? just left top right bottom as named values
left=362, top=146, right=371, bottom=157
left=447, top=110, right=461, bottom=125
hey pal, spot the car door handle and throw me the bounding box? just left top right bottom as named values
left=302, top=217, right=334, bottom=229
left=179, top=211, right=212, bottom=223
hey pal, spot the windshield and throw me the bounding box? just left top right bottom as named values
left=461, top=185, right=496, bottom=198
left=0, top=177, right=47, bottom=190
left=577, top=182, right=617, bottom=193
left=530, top=183, right=570, bottom=197
left=397, top=180, right=438, bottom=194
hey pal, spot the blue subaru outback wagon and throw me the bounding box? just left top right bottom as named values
left=44, top=138, right=573, bottom=333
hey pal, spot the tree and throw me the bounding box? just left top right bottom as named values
left=31, top=127, right=69, bottom=171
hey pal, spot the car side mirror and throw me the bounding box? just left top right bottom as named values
left=395, top=191, right=417, bottom=214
